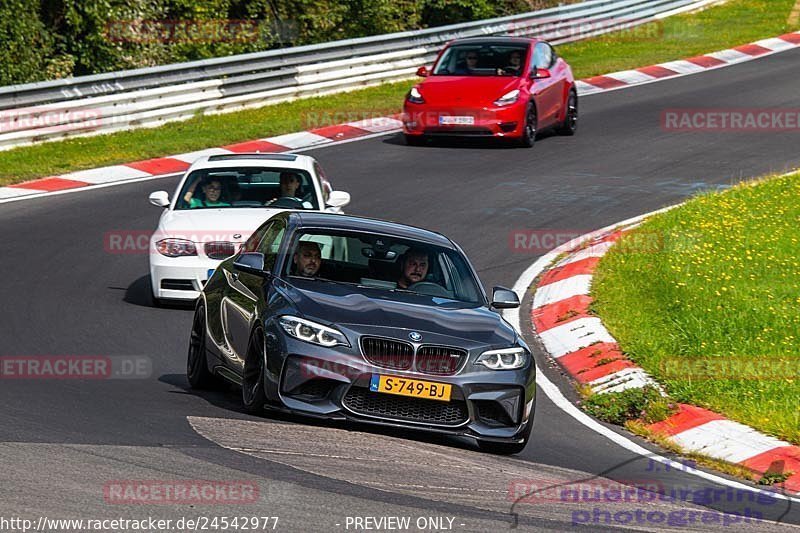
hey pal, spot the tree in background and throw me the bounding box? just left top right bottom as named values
left=0, top=0, right=55, bottom=85
left=0, top=0, right=559, bottom=85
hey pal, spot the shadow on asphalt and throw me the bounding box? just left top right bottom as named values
left=382, top=130, right=558, bottom=149
left=123, top=274, right=195, bottom=310
left=159, top=371, right=480, bottom=452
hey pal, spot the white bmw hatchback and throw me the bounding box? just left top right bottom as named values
left=147, top=153, right=350, bottom=305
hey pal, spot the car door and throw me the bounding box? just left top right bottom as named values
left=221, top=218, right=286, bottom=369
left=530, top=42, right=562, bottom=126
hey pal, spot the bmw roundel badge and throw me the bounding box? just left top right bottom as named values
left=409, top=332, right=422, bottom=341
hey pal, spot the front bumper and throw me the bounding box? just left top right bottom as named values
left=150, top=253, right=222, bottom=301
left=402, top=101, right=527, bottom=138
left=273, top=334, right=535, bottom=443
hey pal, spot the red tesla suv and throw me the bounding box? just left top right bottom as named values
left=402, top=37, right=577, bottom=147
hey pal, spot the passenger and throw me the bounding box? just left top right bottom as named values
left=293, top=241, right=322, bottom=277
left=183, top=178, right=230, bottom=208
left=397, top=248, right=430, bottom=289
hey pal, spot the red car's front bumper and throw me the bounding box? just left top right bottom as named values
left=402, top=100, right=527, bottom=138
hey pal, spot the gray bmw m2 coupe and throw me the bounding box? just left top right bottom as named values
left=188, top=211, right=535, bottom=453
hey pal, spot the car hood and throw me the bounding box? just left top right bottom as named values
left=418, top=76, right=520, bottom=106
left=158, top=208, right=281, bottom=242
left=281, top=279, right=517, bottom=347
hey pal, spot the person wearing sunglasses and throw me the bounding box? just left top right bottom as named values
left=453, top=51, right=479, bottom=75
left=184, top=178, right=230, bottom=208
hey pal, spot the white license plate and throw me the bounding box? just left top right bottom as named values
left=439, top=115, right=474, bottom=125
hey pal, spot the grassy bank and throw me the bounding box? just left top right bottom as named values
left=0, top=0, right=798, bottom=186
left=591, top=172, right=800, bottom=445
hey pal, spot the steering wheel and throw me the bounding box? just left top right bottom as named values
left=406, top=281, right=452, bottom=298
left=266, top=197, right=305, bottom=209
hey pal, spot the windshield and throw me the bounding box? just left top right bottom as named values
left=285, top=230, right=485, bottom=305
left=175, top=166, right=319, bottom=210
left=433, top=44, right=529, bottom=77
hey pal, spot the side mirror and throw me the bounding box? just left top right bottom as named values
left=233, top=252, right=268, bottom=276
left=531, top=68, right=551, bottom=80
left=491, top=286, right=520, bottom=309
left=149, top=190, right=170, bottom=207
left=326, top=190, right=351, bottom=209
left=416, top=66, right=430, bottom=77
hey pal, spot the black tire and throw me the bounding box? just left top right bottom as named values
left=242, top=328, right=267, bottom=414
left=404, top=134, right=425, bottom=146
left=478, top=419, right=533, bottom=455
left=187, top=303, right=217, bottom=389
left=519, top=104, right=537, bottom=148
left=556, top=89, right=578, bottom=136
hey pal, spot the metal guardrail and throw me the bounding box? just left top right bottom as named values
left=0, top=0, right=716, bottom=150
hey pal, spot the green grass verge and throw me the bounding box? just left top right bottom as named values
left=592, top=172, right=800, bottom=445
left=0, top=0, right=798, bottom=186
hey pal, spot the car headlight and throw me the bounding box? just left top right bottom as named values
left=493, top=89, right=520, bottom=106
left=278, top=316, right=349, bottom=348
left=407, top=87, right=425, bottom=104
left=476, top=347, right=528, bottom=370
left=156, top=238, right=197, bottom=257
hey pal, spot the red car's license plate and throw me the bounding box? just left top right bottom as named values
left=439, top=116, right=474, bottom=125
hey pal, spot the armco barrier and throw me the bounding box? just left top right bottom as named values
left=0, top=0, right=717, bottom=150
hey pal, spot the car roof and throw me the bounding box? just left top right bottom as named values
left=187, top=153, right=316, bottom=172
left=447, top=36, right=538, bottom=46
left=290, top=212, right=455, bottom=248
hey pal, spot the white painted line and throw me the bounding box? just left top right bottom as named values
left=0, top=187, right=40, bottom=199
left=60, top=165, right=151, bottom=184
left=654, top=60, right=707, bottom=75
left=532, top=275, right=592, bottom=308
left=267, top=131, right=331, bottom=149
left=346, top=117, right=403, bottom=133
left=554, top=241, right=615, bottom=267
left=706, top=49, right=752, bottom=63
left=574, top=80, right=602, bottom=95
left=590, top=368, right=660, bottom=394
left=171, top=147, right=233, bottom=164
left=604, top=70, right=657, bottom=85
left=504, top=203, right=800, bottom=504
left=671, top=420, right=790, bottom=464
left=537, top=317, right=616, bottom=358
left=754, top=37, right=797, bottom=52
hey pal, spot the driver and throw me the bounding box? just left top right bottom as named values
left=503, top=50, right=523, bottom=76
left=265, top=171, right=303, bottom=206
left=397, top=248, right=430, bottom=289
left=292, top=241, right=322, bottom=277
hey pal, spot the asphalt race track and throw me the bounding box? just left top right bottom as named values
left=1, top=47, right=799, bottom=531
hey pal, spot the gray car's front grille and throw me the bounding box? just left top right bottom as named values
left=361, top=336, right=466, bottom=376
left=343, top=387, right=468, bottom=426
left=415, top=345, right=467, bottom=375
left=360, top=337, right=414, bottom=370
left=204, top=241, right=237, bottom=260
